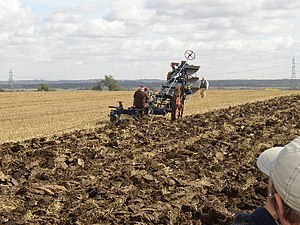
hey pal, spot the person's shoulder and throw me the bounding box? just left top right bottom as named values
left=231, top=212, right=254, bottom=225
left=231, top=207, right=277, bottom=225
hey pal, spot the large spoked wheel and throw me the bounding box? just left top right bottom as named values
left=184, top=50, right=196, bottom=60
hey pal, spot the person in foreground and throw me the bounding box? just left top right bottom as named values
left=231, top=136, right=300, bottom=225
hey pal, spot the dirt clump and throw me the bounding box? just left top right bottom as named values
left=1, top=94, right=299, bottom=225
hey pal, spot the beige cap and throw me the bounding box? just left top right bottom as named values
left=257, top=136, right=300, bottom=211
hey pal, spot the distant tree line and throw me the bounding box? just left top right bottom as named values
left=208, top=79, right=300, bottom=89
left=1, top=78, right=300, bottom=91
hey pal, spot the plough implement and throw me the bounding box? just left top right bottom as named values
left=109, top=50, right=200, bottom=123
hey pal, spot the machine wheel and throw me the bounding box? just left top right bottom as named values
left=110, top=114, right=118, bottom=124
left=184, top=50, right=196, bottom=60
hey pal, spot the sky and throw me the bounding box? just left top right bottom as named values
left=0, top=0, right=299, bottom=81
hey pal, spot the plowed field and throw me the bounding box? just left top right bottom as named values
left=1, top=94, right=300, bottom=225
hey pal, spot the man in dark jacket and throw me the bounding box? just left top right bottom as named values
left=231, top=136, right=300, bottom=225
left=133, top=86, right=149, bottom=115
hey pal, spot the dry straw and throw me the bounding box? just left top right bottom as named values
left=1, top=89, right=299, bottom=143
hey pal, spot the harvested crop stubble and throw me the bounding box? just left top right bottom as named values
left=0, top=94, right=300, bottom=224
left=0, top=91, right=133, bottom=143
left=1, top=89, right=300, bottom=143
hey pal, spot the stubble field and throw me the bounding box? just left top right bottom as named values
left=1, top=89, right=300, bottom=144
left=1, top=89, right=300, bottom=224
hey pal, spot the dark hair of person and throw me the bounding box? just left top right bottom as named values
left=271, top=182, right=300, bottom=224
left=282, top=200, right=300, bottom=225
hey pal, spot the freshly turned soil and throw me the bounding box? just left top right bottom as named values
left=1, top=94, right=299, bottom=225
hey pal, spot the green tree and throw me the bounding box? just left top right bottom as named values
left=37, top=83, right=49, bottom=91
left=0, top=88, right=5, bottom=92
left=102, top=75, right=120, bottom=91
left=91, top=81, right=103, bottom=91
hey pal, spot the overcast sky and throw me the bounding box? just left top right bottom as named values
left=0, top=0, right=299, bottom=81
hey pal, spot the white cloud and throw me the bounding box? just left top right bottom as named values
left=0, top=0, right=35, bottom=39
left=0, top=0, right=299, bottom=81
left=78, top=18, right=127, bottom=37
left=105, top=0, right=155, bottom=24
left=44, top=12, right=82, bottom=23
left=261, top=0, right=300, bottom=10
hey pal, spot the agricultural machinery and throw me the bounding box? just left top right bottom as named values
left=108, top=50, right=200, bottom=123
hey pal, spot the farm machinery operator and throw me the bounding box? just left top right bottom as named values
left=133, top=86, right=150, bottom=116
